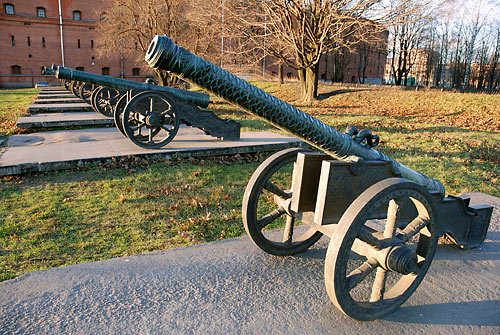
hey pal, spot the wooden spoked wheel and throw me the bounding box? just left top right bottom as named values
left=242, top=148, right=323, bottom=256
left=122, top=91, right=180, bottom=149
left=324, top=178, right=439, bottom=321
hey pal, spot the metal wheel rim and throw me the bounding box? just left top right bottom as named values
left=94, top=87, right=121, bottom=117
left=324, top=178, right=438, bottom=321
left=80, top=83, right=95, bottom=105
left=122, top=91, right=180, bottom=149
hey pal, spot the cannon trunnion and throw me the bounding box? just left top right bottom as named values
left=143, top=35, right=494, bottom=321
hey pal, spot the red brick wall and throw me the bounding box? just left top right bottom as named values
left=0, top=0, right=151, bottom=87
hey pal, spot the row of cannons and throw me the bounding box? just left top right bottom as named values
left=47, top=36, right=493, bottom=321
left=42, top=65, right=240, bottom=149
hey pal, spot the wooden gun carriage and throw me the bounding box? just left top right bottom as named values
left=144, top=35, right=493, bottom=321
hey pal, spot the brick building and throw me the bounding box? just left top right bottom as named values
left=0, top=0, right=149, bottom=88
left=261, top=31, right=388, bottom=85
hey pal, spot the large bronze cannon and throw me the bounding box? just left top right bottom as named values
left=145, top=35, right=493, bottom=320
left=46, top=65, right=240, bottom=149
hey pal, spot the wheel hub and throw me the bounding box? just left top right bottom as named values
left=146, top=112, right=161, bottom=127
left=386, top=245, right=417, bottom=275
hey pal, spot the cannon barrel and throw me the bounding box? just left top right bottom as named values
left=53, top=65, right=210, bottom=108
left=145, top=35, right=445, bottom=195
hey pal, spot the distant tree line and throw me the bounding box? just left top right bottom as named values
left=388, top=0, right=500, bottom=89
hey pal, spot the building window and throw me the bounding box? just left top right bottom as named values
left=73, top=10, right=81, bottom=20
left=132, top=68, right=140, bottom=76
left=91, top=40, right=94, bottom=49
left=76, top=66, right=84, bottom=71
left=11, top=65, right=21, bottom=75
left=37, top=7, right=45, bottom=18
left=102, top=67, right=110, bottom=76
left=27, top=36, right=31, bottom=47
left=11, top=36, right=15, bottom=47
left=42, top=37, right=46, bottom=48
left=77, top=39, right=81, bottom=49
left=5, top=4, right=14, bottom=15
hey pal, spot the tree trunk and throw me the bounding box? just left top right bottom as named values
left=298, top=65, right=318, bottom=104
left=279, top=61, right=284, bottom=85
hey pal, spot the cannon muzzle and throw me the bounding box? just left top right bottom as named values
left=145, top=35, right=445, bottom=195
left=54, top=65, right=210, bottom=108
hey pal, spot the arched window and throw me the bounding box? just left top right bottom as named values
left=76, top=66, right=84, bottom=71
left=132, top=68, right=140, bottom=76
left=73, top=10, right=81, bottom=20
left=37, top=7, right=45, bottom=18
left=11, top=65, right=21, bottom=75
left=102, top=67, right=110, bottom=76
left=4, top=3, right=14, bottom=15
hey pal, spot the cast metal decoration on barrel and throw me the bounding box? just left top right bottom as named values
left=145, top=35, right=493, bottom=321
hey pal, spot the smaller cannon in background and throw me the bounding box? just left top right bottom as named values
left=44, top=65, right=240, bottom=149
left=145, top=35, right=493, bottom=321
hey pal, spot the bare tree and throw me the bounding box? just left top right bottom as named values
left=95, top=0, right=222, bottom=86
left=461, top=0, right=487, bottom=88
left=387, top=0, right=437, bottom=86
left=225, top=0, right=389, bottom=103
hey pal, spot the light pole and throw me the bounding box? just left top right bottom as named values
left=221, top=0, right=225, bottom=68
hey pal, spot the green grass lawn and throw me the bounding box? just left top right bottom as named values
left=1, top=83, right=499, bottom=281
left=0, top=88, right=38, bottom=146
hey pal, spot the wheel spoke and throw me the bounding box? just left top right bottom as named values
left=397, top=216, right=430, bottom=242
left=149, top=128, right=153, bottom=143
left=369, top=267, right=387, bottom=303
left=149, top=97, right=154, bottom=113
left=356, top=227, right=383, bottom=249
left=263, top=181, right=290, bottom=199
left=160, top=124, right=173, bottom=132
left=346, top=257, right=379, bottom=290
left=384, top=199, right=400, bottom=238
left=257, top=208, right=286, bottom=229
left=282, top=215, right=294, bottom=244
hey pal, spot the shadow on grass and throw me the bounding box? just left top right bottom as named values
left=317, top=88, right=369, bottom=101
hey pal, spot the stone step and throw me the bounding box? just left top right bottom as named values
left=28, top=103, right=93, bottom=113
left=33, top=98, right=84, bottom=104
left=16, top=112, right=113, bottom=129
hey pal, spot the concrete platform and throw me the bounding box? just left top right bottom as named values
left=16, top=112, right=113, bottom=129
left=0, top=127, right=306, bottom=175
left=33, top=97, right=84, bottom=104
left=39, top=86, right=65, bottom=91
left=36, top=94, right=77, bottom=100
left=0, top=192, right=498, bottom=334
left=38, top=90, right=72, bottom=95
left=28, top=102, right=93, bottom=113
